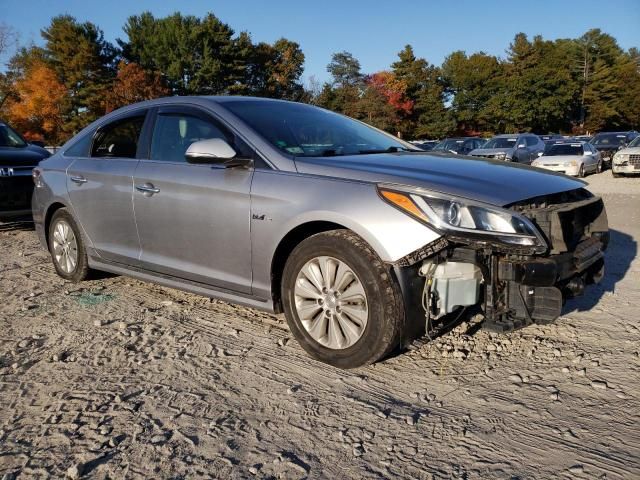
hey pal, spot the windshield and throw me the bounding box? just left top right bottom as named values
left=221, top=100, right=411, bottom=157
left=483, top=137, right=517, bottom=149
left=0, top=123, right=28, bottom=148
left=433, top=139, right=465, bottom=151
left=628, top=136, right=640, bottom=148
left=544, top=144, right=584, bottom=156
left=591, top=133, right=627, bottom=146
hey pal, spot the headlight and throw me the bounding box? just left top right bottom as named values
left=565, top=160, right=578, bottom=167
left=614, top=154, right=628, bottom=164
left=378, top=185, right=547, bottom=253
left=495, top=153, right=507, bottom=161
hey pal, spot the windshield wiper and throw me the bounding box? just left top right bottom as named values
left=357, top=146, right=411, bottom=155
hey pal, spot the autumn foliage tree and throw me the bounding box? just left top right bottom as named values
left=6, top=60, right=66, bottom=142
left=104, top=61, right=169, bottom=112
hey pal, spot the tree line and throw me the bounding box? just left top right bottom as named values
left=0, top=13, right=638, bottom=145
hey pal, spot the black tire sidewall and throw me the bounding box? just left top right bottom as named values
left=282, top=231, right=402, bottom=369
left=48, top=209, right=89, bottom=283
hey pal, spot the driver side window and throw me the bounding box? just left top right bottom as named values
left=525, top=136, right=537, bottom=147
left=150, top=114, right=230, bottom=163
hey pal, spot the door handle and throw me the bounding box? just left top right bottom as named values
left=70, top=175, right=87, bottom=184
left=136, top=183, right=160, bottom=195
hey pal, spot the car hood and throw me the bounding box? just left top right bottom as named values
left=295, top=152, right=585, bottom=207
left=617, top=146, right=640, bottom=155
left=468, top=147, right=515, bottom=157
left=0, top=145, right=50, bottom=167
left=592, top=144, right=622, bottom=151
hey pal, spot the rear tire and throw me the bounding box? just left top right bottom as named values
left=48, top=208, right=89, bottom=283
left=281, top=230, right=404, bottom=369
left=596, top=160, right=603, bottom=174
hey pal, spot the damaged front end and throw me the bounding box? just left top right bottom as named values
left=381, top=186, right=608, bottom=338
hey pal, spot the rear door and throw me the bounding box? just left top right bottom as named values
left=66, top=111, right=148, bottom=264
left=132, top=105, right=254, bottom=293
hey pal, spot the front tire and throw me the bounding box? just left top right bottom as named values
left=282, top=230, right=404, bottom=369
left=578, top=164, right=586, bottom=178
left=48, top=209, right=89, bottom=283
left=612, top=171, right=622, bottom=178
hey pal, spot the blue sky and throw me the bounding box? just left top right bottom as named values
left=2, top=0, right=639, bottom=83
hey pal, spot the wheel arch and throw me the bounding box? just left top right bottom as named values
left=270, top=220, right=349, bottom=312
left=43, top=201, right=69, bottom=247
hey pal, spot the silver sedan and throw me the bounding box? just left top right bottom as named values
left=32, top=97, right=608, bottom=368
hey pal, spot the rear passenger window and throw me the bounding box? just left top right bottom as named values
left=92, top=116, right=145, bottom=158
left=150, top=114, right=230, bottom=163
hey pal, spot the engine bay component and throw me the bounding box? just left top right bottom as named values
left=419, top=260, right=483, bottom=320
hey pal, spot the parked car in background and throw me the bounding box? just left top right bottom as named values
left=539, top=134, right=564, bottom=144
left=532, top=141, right=602, bottom=177
left=590, top=131, right=639, bottom=168
left=410, top=140, right=439, bottom=151
left=468, top=133, right=545, bottom=164
left=0, top=121, right=51, bottom=220
left=573, top=135, right=593, bottom=142
left=612, top=135, right=640, bottom=177
left=431, top=137, right=486, bottom=155
left=32, top=97, right=609, bottom=368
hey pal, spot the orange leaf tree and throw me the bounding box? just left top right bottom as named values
left=7, top=60, right=66, bottom=143
left=105, top=60, right=170, bottom=112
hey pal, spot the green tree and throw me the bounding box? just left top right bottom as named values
left=121, top=12, right=250, bottom=95
left=317, top=51, right=364, bottom=118
left=391, top=45, right=453, bottom=138
left=495, top=33, right=579, bottom=133
left=41, top=15, right=117, bottom=135
left=441, top=51, right=503, bottom=134
left=246, top=38, right=305, bottom=99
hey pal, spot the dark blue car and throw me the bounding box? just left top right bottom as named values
left=0, top=121, right=51, bottom=220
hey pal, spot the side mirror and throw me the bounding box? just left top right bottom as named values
left=185, top=138, right=251, bottom=167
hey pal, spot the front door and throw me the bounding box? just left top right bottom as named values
left=132, top=106, right=254, bottom=294
left=66, top=112, right=148, bottom=264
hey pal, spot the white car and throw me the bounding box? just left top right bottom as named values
left=612, top=136, right=640, bottom=177
left=532, top=141, right=602, bottom=177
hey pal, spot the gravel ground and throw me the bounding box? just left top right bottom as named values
left=1, top=171, right=639, bottom=479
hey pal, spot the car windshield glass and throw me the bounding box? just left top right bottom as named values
left=433, top=139, right=464, bottom=151
left=628, top=136, right=640, bottom=148
left=221, top=100, right=411, bottom=157
left=483, top=137, right=517, bottom=149
left=591, top=133, right=627, bottom=146
left=544, top=144, right=584, bottom=156
left=0, top=124, right=28, bottom=148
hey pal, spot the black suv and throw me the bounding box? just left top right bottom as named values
left=590, top=131, right=639, bottom=168
left=0, top=121, right=51, bottom=220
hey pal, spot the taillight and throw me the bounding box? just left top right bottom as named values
left=32, top=168, right=43, bottom=187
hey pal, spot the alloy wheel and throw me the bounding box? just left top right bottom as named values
left=52, top=220, right=78, bottom=274
left=293, top=256, right=368, bottom=350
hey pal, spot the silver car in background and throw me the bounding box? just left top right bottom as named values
left=532, top=141, right=602, bottom=177
left=469, top=133, right=545, bottom=164
left=32, top=97, right=609, bottom=368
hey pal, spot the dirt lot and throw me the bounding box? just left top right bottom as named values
left=1, top=171, right=639, bottom=479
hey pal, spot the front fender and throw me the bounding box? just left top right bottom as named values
left=249, top=170, right=441, bottom=299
